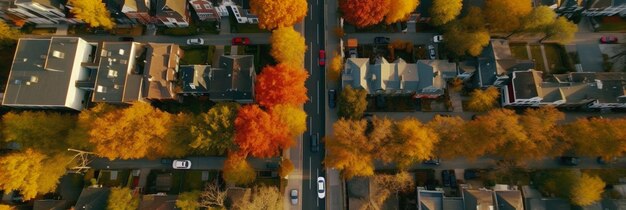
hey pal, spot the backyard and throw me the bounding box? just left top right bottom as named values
left=97, top=170, right=130, bottom=187
left=180, top=46, right=216, bottom=65
left=510, top=43, right=571, bottom=75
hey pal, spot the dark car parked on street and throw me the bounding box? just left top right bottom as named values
left=311, top=133, right=319, bottom=152
left=560, top=156, right=580, bottom=166
left=374, top=37, right=390, bottom=44
left=442, top=170, right=451, bottom=187
left=328, top=89, right=336, bottom=108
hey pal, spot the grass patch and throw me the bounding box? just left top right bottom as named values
left=529, top=45, right=545, bottom=73
left=98, top=170, right=130, bottom=187
left=181, top=46, right=210, bottom=65
left=183, top=171, right=205, bottom=191
left=580, top=169, right=626, bottom=185
left=509, top=43, right=529, bottom=60
left=158, top=21, right=220, bottom=36
left=543, top=44, right=570, bottom=74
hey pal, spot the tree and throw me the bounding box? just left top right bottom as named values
left=89, top=102, right=175, bottom=160
left=339, top=0, right=390, bottom=28
left=67, top=103, right=117, bottom=151
left=38, top=154, right=74, bottom=194
left=249, top=0, right=307, bottom=29
left=255, top=64, right=309, bottom=108
left=107, top=187, right=139, bottom=210
left=0, top=21, right=21, bottom=48
left=466, top=86, right=500, bottom=112
left=427, top=115, right=467, bottom=159
left=190, top=102, right=241, bottom=155
left=166, top=113, right=195, bottom=157
left=520, top=6, right=557, bottom=32
left=278, top=158, right=295, bottom=178
left=337, top=85, right=368, bottom=120
left=384, top=0, right=419, bottom=24
left=387, top=118, right=439, bottom=168
left=176, top=191, right=200, bottom=210
left=0, top=149, right=44, bottom=200
left=2, top=111, right=76, bottom=153
left=570, top=174, right=605, bottom=206
left=562, top=118, right=626, bottom=159
left=223, top=153, right=256, bottom=185
left=443, top=7, right=490, bottom=56
left=200, top=182, right=227, bottom=208
left=270, top=27, right=307, bottom=67
left=484, top=0, right=532, bottom=32
left=373, top=171, right=415, bottom=194
left=69, top=0, right=115, bottom=29
left=367, top=117, right=394, bottom=157
left=540, top=17, right=577, bottom=44
left=475, top=109, right=530, bottom=162
left=234, top=105, right=291, bottom=158
left=430, top=0, right=462, bottom=26
left=518, top=106, right=566, bottom=158
left=270, top=104, right=307, bottom=137
left=324, top=119, right=375, bottom=179
left=328, top=51, right=344, bottom=81
left=535, top=169, right=578, bottom=198
left=0, top=205, right=14, bottom=210
left=234, top=186, right=282, bottom=210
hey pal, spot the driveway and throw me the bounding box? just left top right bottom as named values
left=576, top=43, right=604, bottom=72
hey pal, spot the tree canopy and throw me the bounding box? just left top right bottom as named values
left=484, top=0, right=532, bottom=32
left=337, top=85, right=368, bottom=120
left=255, top=64, right=309, bottom=108
left=270, top=104, right=307, bottom=137
left=190, top=102, right=241, bottom=155
left=562, top=117, right=626, bottom=159
left=521, top=6, right=558, bottom=32
left=427, top=115, right=466, bottom=159
left=389, top=118, right=439, bottom=168
left=339, top=0, right=390, bottom=28
left=541, top=16, right=578, bottom=44
left=0, top=149, right=70, bottom=200
left=384, top=0, right=419, bottom=24
left=249, top=0, right=307, bottom=29
left=430, top=0, right=462, bottom=26
left=107, top=187, right=139, bottom=210
left=234, top=105, right=291, bottom=158
left=223, top=153, right=256, bottom=185
left=270, top=27, right=307, bottom=67
left=0, top=21, right=21, bottom=48
left=466, top=86, right=500, bottom=112
left=233, top=186, right=282, bottom=210
left=443, top=7, right=490, bottom=56
left=324, top=119, right=374, bottom=179
left=176, top=191, right=201, bottom=210
left=570, top=174, right=605, bottom=206
left=69, top=0, right=115, bottom=29
left=2, top=111, right=76, bottom=153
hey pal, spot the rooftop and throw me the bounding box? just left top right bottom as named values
left=92, top=42, right=144, bottom=103
left=75, top=187, right=110, bottom=210
left=142, top=43, right=179, bottom=100
left=179, top=55, right=255, bottom=102
left=463, top=189, right=495, bottom=210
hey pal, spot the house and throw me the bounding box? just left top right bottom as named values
left=417, top=189, right=464, bottom=210
left=154, top=0, right=190, bottom=27
left=6, top=0, right=79, bottom=24
left=582, top=0, right=626, bottom=16
left=142, top=43, right=180, bottom=101
left=179, top=55, right=255, bottom=103
left=341, top=57, right=457, bottom=99
left=121, top=0, right=157, bottom=24
left=92, top=42, right=145, bottom=103
left=74, top=187, right=111, bottom=210
left=494, top=186, right=524, bottom=210
left=502, top=70, right=626, bottom=109
left=104, top=0, right=135, bottom=25
left=462, top=189, right=496, bottom=210
left=227, top=0, right=257, bottom=24
left=471, top=39, right=534, bottom=88
left=138, top=194, right=177, bottom=210
left=188, top=0, right=221, bottom=21
left=2, top=37, right=95, bottom=111
left=521, top=185, right=572, bottom=210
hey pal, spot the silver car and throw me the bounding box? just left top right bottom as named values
left=317, top=177, right=326, bottom=199
left=172, top=160, right=191, bottom=169
left=186, top=38, right=204, bottom=45
left=290, top=189, right=298, bottom=205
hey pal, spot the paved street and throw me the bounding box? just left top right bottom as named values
left=89, top=157, right=280, bottom=170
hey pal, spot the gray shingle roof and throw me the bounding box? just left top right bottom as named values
left=92, top=42, right=145, bottom=103
left=142, top=43, right=179, bottom=100
left=179, top=55, right=255, bottom=102
left=75, top=187, right=111, bottom=210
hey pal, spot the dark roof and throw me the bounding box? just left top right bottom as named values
left=2, top=38, right=88, bottom=109
left=476, top=40, right=533, bottom=87
left=180, top=55, right=255, bottom=102
left=417, top=190, right=443, bottom=210
left=142, top=43, right=179, bottom=100
left=415, top=0, right=433, bottom=17
left=512, top=70, right=542, bottom=100
left=463, top=189, right=494, bottom=210
left=138, top=194, right=177, bottom=210
left=75, top=187, right=111, bottom=210
left=92, top=42, right=145, bottom=103
left=495, top=190, right=524, bottom=210
left=33, top=200, right=70, bottom=210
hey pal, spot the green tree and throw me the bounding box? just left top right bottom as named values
left=570, top=174, right=605, bottom=206
left=430, top=0, right=462, bottom=26
left=176, top=191, right=201, bottom=210
left=337, top=85, right=368, bottom=120
left=69, top=0, right=115, bottom=29
left=540, top=17, right=578, bottom=44
left=107, top=187, right=139, bottom=210
left=2, top=111, right=76, bottom=153
left=466, top=86, right=500, bottom=112
left=190, top=102, right=240, bottom=155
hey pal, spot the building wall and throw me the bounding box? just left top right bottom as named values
left=65, top=39, right=93, bottom=111
left=189, top=0, right=219, bottom=21
left=8, top=2, right=68, bottom=24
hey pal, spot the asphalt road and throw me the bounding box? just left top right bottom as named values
left=301, top=0, right=327, bottom=209
left=89, top=157, right=280, bottom=170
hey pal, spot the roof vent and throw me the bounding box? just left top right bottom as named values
left=52, top=50, right=65, bottom=59
left=114, top=84, right=120, bottom=89
left=23, top=58, right=28, bottom=62
left=14, top=79, right=21, bottom=85
left=119, top=49, right=125, bottom=55
left=107, top=70, right=118, bottom=78
left=97, top=85, right=107, bottom=93
left=101, top=50, right=108, bottom=57
left=30, top=76, right=38, bottom=83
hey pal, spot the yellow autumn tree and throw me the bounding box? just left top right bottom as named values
left=2, top=111, right=76, bottom=153
left=89, top=102, right=174, bottom=160
left=388, top=118, right=439, bottom=168
left=107, top=187, right=139, bottom=210
left=67, top=103, right=117, bottom=151
left=250, top=0, right=307, bottom=29
left=324, top=119, right=374, bottom=179
left=69, top=0, right=115, bottom=29
left=0, top=20, right=21, bottom=47
left=0, top=149, right=70, bottom=200
left=484, top=0, right=532, bottom=32
left=519, top=106, right=566, bottom=158
left=223, top=153, right=256, bottom=185
left=328, top=51, right=343, bottom=81
left=270, top=104, right=307, bottom=137
left=427, top=115, right=466, bottom=159
left=466, top=86, right=500, bottom=112
left=562, top=117, right=626, bottom=159
left=570, top=174, right=605, bottom=206
left=270, top=27, right=307, bottom=67
left=384, top=0, right=419, bottom=24
left=430, top=0, right=463, bottom=26
left=0, top=205, right=14, bottom=210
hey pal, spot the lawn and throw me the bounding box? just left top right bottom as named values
left=543, top=44, right=571, bottom=74
left=97, top=170, right=130, bottom=187
left=183, top=171, right=205, bottom=191
left=580, top=169, right=626, bottom=185
left=0, top=45, right=16, bottom=92
left=529, top=45, right=545, bottom=73
left=158, top=21, right=220, bottom=36
left=180, top=46, right=211, bottom=65
left=509, top=43, right=529, bottom=60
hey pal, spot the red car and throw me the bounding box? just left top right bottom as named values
left=232, top=37, right=250, bottom=45
left=319, top=50, right=326, bottom=66
left=600, top=36, right=618, bottom=44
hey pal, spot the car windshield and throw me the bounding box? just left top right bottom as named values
left=318, top=181, right=323, bottom=190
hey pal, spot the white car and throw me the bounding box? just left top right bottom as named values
left=428, top=45, right=436, bottom=59
left=186, top=38, right=204, bottom=45
left=317, top=177, right=326, bottom=199
left=172, top=160, right=191, bottom=169
left=290, top=189, right=298, bottom=205
left=433, top=35, right=443, bottom=43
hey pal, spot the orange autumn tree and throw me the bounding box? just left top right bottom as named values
left=234, top=105, right=292, bottom=158
left=250, top=0, right=307, bottom=29
left=384, top=0, right=419, bottom=24
left=484, top=0, right=532, bottom=32
left=270, top=27, right=307, bottom=67
left=223, top=153, right=256, bottom=185
left=339, top=0, right=390, bottom=28
left=255, top=64, right=309, bottom=108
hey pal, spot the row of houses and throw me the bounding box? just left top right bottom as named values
left=1, top=37, right=255, bottom=111
left=0, top=0, right=258, bottom=27
left=341, top=39, right=626, bottom=110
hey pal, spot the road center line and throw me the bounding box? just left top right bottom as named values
left=309, top=117, right=312, bottom=135
left=316, top=169, right=320, bottom=206
left=310, top=6, right=312, bottom=21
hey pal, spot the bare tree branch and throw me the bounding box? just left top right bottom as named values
left=199, top=181, right=227, bottom=208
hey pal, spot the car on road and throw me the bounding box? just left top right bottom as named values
left=433, top=35, right=443, bottom=43
left=172, top=160, right=191, bottom=169
left=423, top=157, right=441, bottom=165
left=560, top=156, right=579, bottom=166
left=328, top=89, right=337, bottom=108
left=311, top=133, right=319, bottom=152
left=119, top=37, right=134, bottom=42
left=290, top=189, right=298, bottom=205
left=374, top=36, right=390, bottom=44
left=186, top=38, right=204, bottom=45
left=319, top=50, right=326, bottom=66
left=232, top=37, right=250, bottom=45
left=317, top=177, right=326, bottom=199
left=441, top=170, right=451, bottom=187
left=600, top=36, right=618, bottom=44
left=428, top=45, right=436, bottom=59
